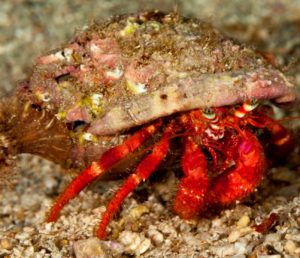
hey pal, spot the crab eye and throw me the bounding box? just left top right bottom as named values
left=251, top=99, right=259, bottom=107
left=244, top=99, right=259, bottom=111
left=203, top=108, right=216, bottom=120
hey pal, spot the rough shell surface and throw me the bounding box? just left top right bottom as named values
left=28, top=11, right=296, bottom=134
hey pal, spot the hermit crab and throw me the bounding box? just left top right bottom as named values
left=0, top=11, right=297, bottom=239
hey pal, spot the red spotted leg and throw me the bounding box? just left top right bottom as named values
left=247, top=115, right=294, bottom=160
left=233, top=100, right=293, bottom=156
left=207, top=131, right=267, bottom=206
left=173, top=137, right=209, bottom=219
left=47, top=121, right=161, bottom=222
left=97, top=122, right=174, bottom=239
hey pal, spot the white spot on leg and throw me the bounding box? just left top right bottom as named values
left=90, top=162, right=103, bottom=176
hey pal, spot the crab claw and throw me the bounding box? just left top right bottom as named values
left=173, top=137, right=209, bottom=219
left=207, top=131, right=267, bottom=207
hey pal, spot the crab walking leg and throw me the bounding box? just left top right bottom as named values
left=47, top=122, right=161, bottom=222
left=173, top=137, right=209, bottom=219
left=263, top=116, right=294, bottom=155
left=97, top=123, right=174, bottom=239
left=207, top=131, right=266, bottom=206
left=234, top=101, right=293, bottom=154
left=248, top=115, right=294, bottom=157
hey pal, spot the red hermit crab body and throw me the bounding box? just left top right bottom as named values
left=0, top=11, right=297, bottom=239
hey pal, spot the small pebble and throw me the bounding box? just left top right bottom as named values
left=119, top=231, right=151, bottom=255
left=44, top=176, right=58, bottom=193
left=136, top=238, right=151, bottom=256
left=102, top=241, right=125, bottom=256
left=15, top=232, right=31, bottom=240
left=237, top=214, right=250, bottom=228
left=285, top=233, right=300, bottom=242
left=234, top=241, right=247, bottom=255
left=228, top=228, right=250, bottom=243
left=119, top=231, right=141, bottom=247
left=158, top=223, right=177, bottom=236
left=265, top=233, right=281, bottom=243
left=284, top=240, right=297, bottom=254
left=147, top=228, right=164, bottom=246
left=127, top=205, right=149, bottom=220
left=294, top=247, right=300, bottom=254
left=228, top=230, right=241, bottom=243
left=73, top=237, right=106, bottom=258
left=20, top=194, right=40, bottom=209
left=211, top=218, right=222, bottom=228
left=1, top=238, right=13, bottom=250
left=213, top=244, right=236, bottom=256
left=44, top=222, right=53, bottom=232
left=24, top=246, right=35, bottom=257
left=178, top=221, right=192, bottom=233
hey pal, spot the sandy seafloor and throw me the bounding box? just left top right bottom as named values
left=0, top=0, right=300, bottom=257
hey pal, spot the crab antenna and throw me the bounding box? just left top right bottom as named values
left=221, top=100, right=259, bottom=138
left=47, top=121, right=161, bottom=222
